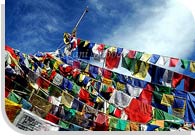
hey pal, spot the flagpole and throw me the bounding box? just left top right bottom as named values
left=72, top=6, right=89, bottom=37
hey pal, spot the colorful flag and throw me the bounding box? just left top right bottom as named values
left=105, top=47, right=122, bottom=69
left=5, top=98, right=22, bottom=122
left=149, top=54, right=160, bottom=64
left=184, top=76, right=195, bottom=92
left=171, top=72, right=183, bottom=88
left=133, top=61, right=150, bottom=80
left=109, top=90, right=132, bottom=108
left=160, top=94, right=174, bottom=106
left=127, top=50, right=136, bottom=58
left=162, top=70, right=174, bottom=87
left=184, top=93, right=195, bottom=123
left=121, top=55, right=136, bottom=72
left=169, top=58, right=179, bottom=67
left=190, top=61, right=195, bottom=73
left=140, top=53, right=151, bottom=62
left=157, top=56, right=168, bottom=66
left=135, top=52, right=143, bottom=60
left=181, top=59, right=189, bottom=69
left=61, top=92, right=74, bottom=108
left=148, top=65, right=165, bottom=85
left=125, top=98, right=152, bottom=123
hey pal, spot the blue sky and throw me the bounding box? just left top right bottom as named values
left=5, top=0, right=195, bottom=77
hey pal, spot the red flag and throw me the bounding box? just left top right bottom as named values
left=169, top=58, right=179, bottom=67
left=5, top=45, right=18, bottom=59
left=127, top=50, right=136, bottom=59
left=184, top=76, right=195, bottom=92
left=125, top=98, right=152, bottom=123
left=171, top=72, right=183, bottom=88
left=138, top=84, right=154, bottom=105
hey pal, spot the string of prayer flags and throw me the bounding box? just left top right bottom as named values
left=5, top=44, right=195, bottom=131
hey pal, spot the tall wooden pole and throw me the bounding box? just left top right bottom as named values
left=72, top=6, right=89, bottom=37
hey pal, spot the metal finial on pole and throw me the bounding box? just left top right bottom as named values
left=72, top=6, right=89, bottom=37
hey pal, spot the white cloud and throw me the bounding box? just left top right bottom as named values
left=88, top=0, right=120, bottom=17
left=101, top=0, right=195, bottom=59
left=45, top=24, right=58, bottom=32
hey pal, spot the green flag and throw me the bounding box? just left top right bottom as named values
left=109, top=104, right=115, bottom=114
left=121, top=55, right=136, bottom=72
left=181, top=59, right=189, bottom=69
left=135, top=52, right=143, bottom=60
left=58, top=120, right=70, bottom=129
left=116, top=119, right=128, bottom=131
left=8, top=91, right=21, bottom=104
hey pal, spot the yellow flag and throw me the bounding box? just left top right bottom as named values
left=190, top=62, right=195, bottom=73
left=85, top=64, right=90, bottom=73
left=96, top=97, right=103, bottom=103
left=161, top=94, right=174, bottom=106
left=125, top=121, right=130, bottom=131
left=133, top=61, right=149, bottom=80
left=116, top=82, right=126, bottom=91
left=79, top=73, right=85, bottom=82
left=102, top=77, right=112, bottom=86
left=140, top=53, right=151, bottom=62
left=53, top=59, right=61, bottom=70
left=84, top=40, right=90, bottom=47
left=108, top=47, right=116, bottom=52
left=5, top=98, right=22, bottom=122
left=151, top=120, right=164, bottom=128
left=61, top=92, right=74, bottom=108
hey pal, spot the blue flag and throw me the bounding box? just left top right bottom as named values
left=149, top=54, right=160, bottom=64
left=184, top=93, right=195, bottom=123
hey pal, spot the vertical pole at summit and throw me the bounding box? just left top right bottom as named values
left=72, top=6, right=89, bottom=37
